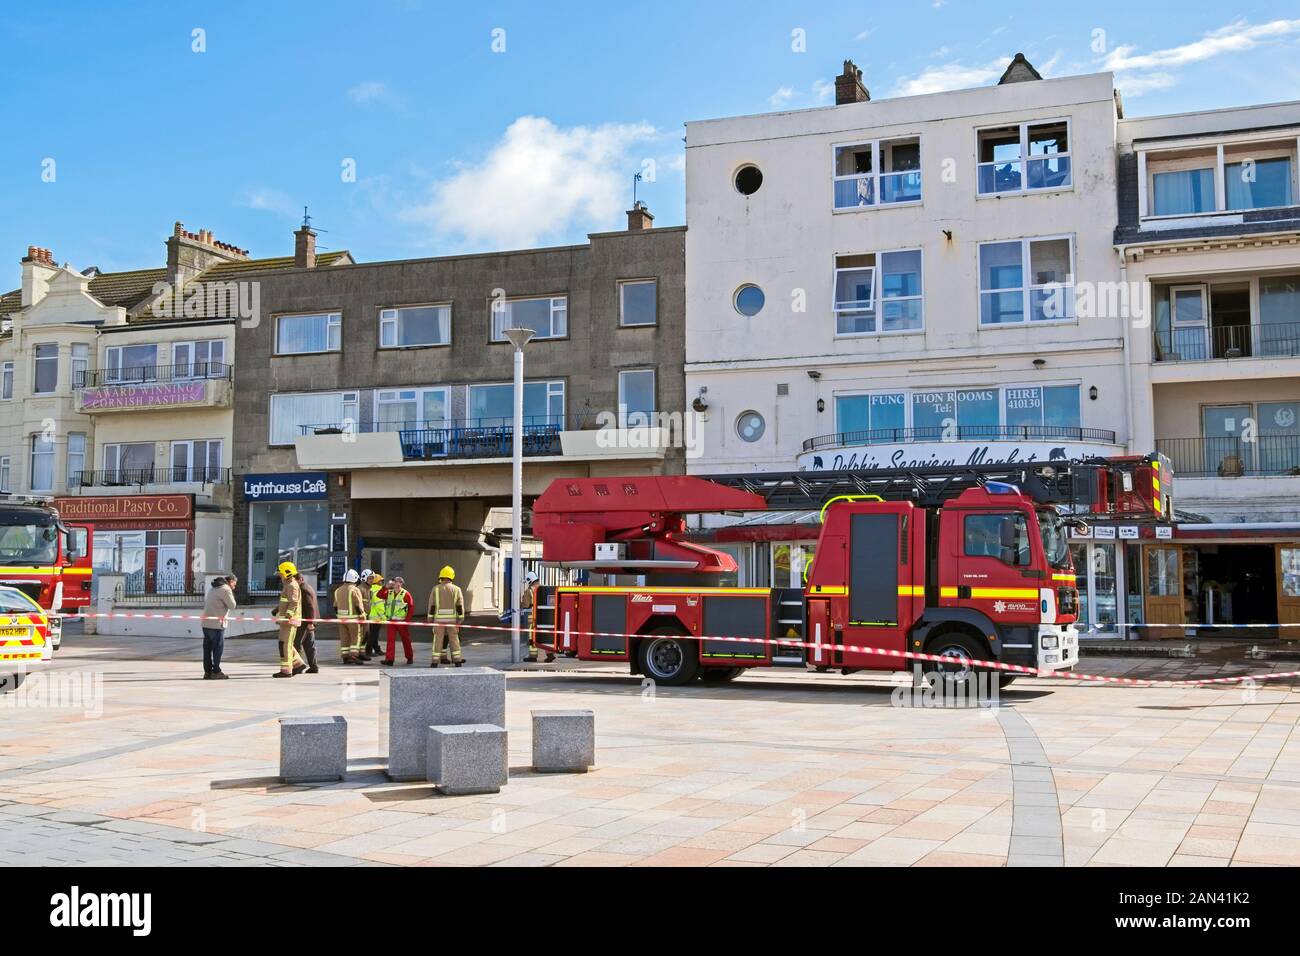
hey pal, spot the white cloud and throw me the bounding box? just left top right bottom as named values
left=236, top=188, right=296, bottom=218
left=855, top=28, right=873, bottom=40
left=768, top=86, right=795, bottom=107
left=812, top=78, right=835, bottom=103
left=347, top=80, right=392, bottom=105
left=404, top=116, right=657, bottom=250
left=1104, top=19, right=1300, bottom=95
left=891, top=57, right=1011, bottom=97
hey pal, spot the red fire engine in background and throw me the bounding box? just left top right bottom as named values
left=0, top=499, right=93, bottom=648
left=528, top=455, right=1172, bottom=687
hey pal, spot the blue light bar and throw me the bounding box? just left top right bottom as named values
left=985, top=481, right=1020, bottom=495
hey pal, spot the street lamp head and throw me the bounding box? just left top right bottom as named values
left=503, top=327, right=535, bottom=349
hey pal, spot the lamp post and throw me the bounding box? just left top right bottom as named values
left=503, top=326, right=535, bottom=663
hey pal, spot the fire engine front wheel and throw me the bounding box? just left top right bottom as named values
left=637, top=631, right=700, bottom=686
left=924, top=633, right=991, bottom=686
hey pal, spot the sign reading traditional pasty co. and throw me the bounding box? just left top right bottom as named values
left=52, top=494, right=194, bottom=521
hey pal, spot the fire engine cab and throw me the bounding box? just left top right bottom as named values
left=528, top=456, right=1172, bottom=687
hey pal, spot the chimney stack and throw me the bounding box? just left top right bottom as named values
left=294, top=224, right=317, bottom=268
left=166, top=221, right=249, bottom=291
left=834, top=60, right=870, bottom=105
left=20, top=246, right=58, bottom=307
left=626, top=201, right=655, bottom=231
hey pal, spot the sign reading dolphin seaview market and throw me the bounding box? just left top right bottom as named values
left=242, top=472, right=328, bottom=501
left=796, top=440, right=1124, bottom=473
left=81, top=381, right=206, bottom=410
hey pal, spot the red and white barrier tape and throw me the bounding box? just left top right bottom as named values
left=70, top=610, right=1300, bottom=689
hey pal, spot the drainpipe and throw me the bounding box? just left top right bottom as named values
left=1115, top=243, right=1137, bottom=453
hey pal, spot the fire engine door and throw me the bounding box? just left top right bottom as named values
left=840, top=507, right=912, bottom=669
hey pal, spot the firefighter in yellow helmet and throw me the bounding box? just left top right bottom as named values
left=273, top=561, right=306, bottom=678
left=428, top=565, right=465, bottom=667
left=363, top=571, right=386, bottom=660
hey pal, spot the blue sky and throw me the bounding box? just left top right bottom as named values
left=3, top=1, right=1300, bottom=275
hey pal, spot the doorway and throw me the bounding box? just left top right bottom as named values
left=1192, top=544, right=1276, bottom=632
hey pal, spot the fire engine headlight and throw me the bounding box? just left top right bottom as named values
left=1044, top=653, right=1060, bottom=664
left=1041, top=635, right=1059, bottom=649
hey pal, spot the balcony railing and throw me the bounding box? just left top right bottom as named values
left=75, top=362, right=232, bottom=388
left=801, top=425, right=1118, bottom=453
left=300, top=417, right=566, bottom=461
left=1155, top=436, right=1300, bottom=478
left=72, top=466, right=231, bottom=487
left=1153, top=322, right=1300, bottom=363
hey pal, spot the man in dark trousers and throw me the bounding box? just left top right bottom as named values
left=293, top=572, right=320, bottom=674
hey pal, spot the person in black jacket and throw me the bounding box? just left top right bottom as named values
left=294, top=572, right=320, bottom=674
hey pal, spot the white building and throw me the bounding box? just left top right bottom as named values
left=1118, top=100, right=1300, bottom=634
left=683, top=57, right=1131, bottom=623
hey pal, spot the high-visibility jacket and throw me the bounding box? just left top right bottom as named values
left=334, top=583, right=366, bottom=621
left=385, top=588, right=412, bottom=621
left=276, top=576, right=302, bottom=626
left=430, top=581, right=465, bottom=623
left=368, top=582, right=387, bottom=622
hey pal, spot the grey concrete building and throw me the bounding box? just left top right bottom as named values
left=232, top=208, right=686, bottom=609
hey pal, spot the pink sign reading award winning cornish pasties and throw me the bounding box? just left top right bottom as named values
left=81, top=381, right=206, bottom=409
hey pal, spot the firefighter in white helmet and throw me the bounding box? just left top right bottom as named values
left=428, top=565, right=465, bottom=667
left=522, top=571, right=554, bottom=663
left=334, top=568, right=367, bottom=664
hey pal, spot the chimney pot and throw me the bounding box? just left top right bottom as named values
left=835, top=59, right=870, bottom=105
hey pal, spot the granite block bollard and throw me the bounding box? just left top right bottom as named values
left=531, top=709, right=595, bottom=773
left=280, top=716, right=347, bottom=784
left=379, top=668, right=507, bottom=781
left=426, top=724, right=508, bottom=795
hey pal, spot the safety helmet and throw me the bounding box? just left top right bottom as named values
left=439, top=565, right=455, bottom=580
left=343, top=569, right=360, bottom=583
left=277, top=561, right=298, bottom=578
left=524, top=571, right=538, bottom=584
left=360, top=568, right=372, bottom=579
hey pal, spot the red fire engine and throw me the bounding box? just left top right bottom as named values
left=0, top=499, right=94, bottom=646
left=529, top=455, right=1172, bottom=686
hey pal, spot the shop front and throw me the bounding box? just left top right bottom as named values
left=243, top=472, right=331, bottom=595
left=52, top=494, right=196, bottom=596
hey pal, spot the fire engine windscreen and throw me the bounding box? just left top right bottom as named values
left=1037, top=509, right=1071, bottom=569
left=0, top=513, right=59, bottom=565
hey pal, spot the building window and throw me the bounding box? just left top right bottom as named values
left=379, top=305, right=451, bottom=348
left=71, top=343, right=89, bottom=388
left=269, top=391, right=360, bottom=445
left=1, top=362, right=12, bottom=400
left=0, top=456, right=10, bottom=493
left=736, top=410, right=766, bottom=443
left=734, top=165, right=763, bottom=195
left=170, top=439, right=222, bottom=482
left=173, top=339, right=226, bottom=378
left=618, top=280, right=657, bottom=327
left=834, top=249, right=923, bottom=335
left=374, top=387, right=449, bottom=431
left=105, top=343, right=160, bottom=383
left=103, top=442, right=156, bottom=482
left=33, top=343, right=58, bottom=394
left=835, top=384, right=1082, bottom=440
left=66, top=433, right=86, bottom=487
left=276, top=312, right=341, bottom=355
left=1143, top=139, right=1296, bottom=217
left=468, top=381, right=564, bottom=427
left=977, top=120, right=1071, bottom=195
left=733, top=284, right=765, bottom=317
left=978, top=236, right=1074, bottom=326
left=618, top=369, right=656, bottom=426
left=30, top=435, right=54, bottom=492
left=248, top=501, right=330, bottom=594
left=491, top=296, right=566, bottom=342
left=833, top=137, right=921, bottom=209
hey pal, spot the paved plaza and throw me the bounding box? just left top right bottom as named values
left=4, top=629, right=1300, bottom=867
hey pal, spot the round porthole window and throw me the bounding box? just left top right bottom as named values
left=734, top=164, right=763, bottom=195
left=733, top=284, right=765, bottom=317
left=736, top=410, right=766, bottom=443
